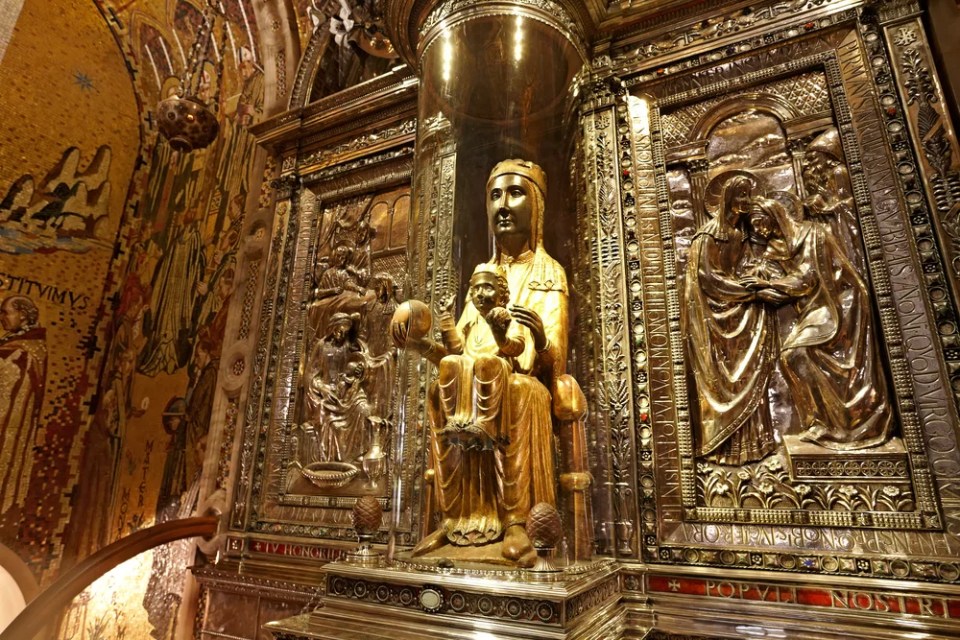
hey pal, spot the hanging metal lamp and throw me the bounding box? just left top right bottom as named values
left=156, top=2, right=225, bottom=152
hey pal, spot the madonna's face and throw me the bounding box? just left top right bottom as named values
left=749, top=211, right=775, bottom=240
left=330, top=323, right=350, bottom=344
left=487, top=174, right=533, bottom=242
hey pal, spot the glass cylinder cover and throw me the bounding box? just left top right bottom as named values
left=417, top=6, right=585, bottom=288
left=390, top=3, right=588, bottom=558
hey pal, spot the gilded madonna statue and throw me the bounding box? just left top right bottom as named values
left=392, top=159, right=585, bottom=567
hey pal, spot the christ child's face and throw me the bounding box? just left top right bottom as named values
left=334, top=246, right=351, bottom=267
left=469, top=272, right=503, bottom=316
left=346, top=362, right=364, bottom=384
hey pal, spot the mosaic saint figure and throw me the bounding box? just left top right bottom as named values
left=0, top=295, right=47, bottom=514
left=194, top=194, right=242, bottom=330
left=156, top=397, right=189, bottom=513
left=139, top=208, right=206, bottom=375
left=213, top=46, right=264, bottom=200
left=184, top=329, right=219, bottom=473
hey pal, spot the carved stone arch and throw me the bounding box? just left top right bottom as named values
left=286, top=13, right=403, bottom=110
left=690, top=92, right=800, bottom=142
left=249, top=0, right=301, bottom=117
left=130, top=11, right=180, bottom=90
left=169, top=0, right=205, bottom=69
left=288, top=21, right=332, bottom=109
left=0, top=541, right=38, bottom=630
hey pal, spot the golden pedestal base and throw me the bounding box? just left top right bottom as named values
left=783, top=435, right=909, bottom=482
left=264, top=559, right=621, bottom=639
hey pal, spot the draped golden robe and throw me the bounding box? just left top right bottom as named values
left=778, top=220, right=892, bottom=449
left=685, top=218, right=777, bottom=465
left=428, top=247, right=564, bottom=547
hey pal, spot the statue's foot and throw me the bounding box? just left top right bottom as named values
left=502, top=524, right=536, bottom=568
left=411, top=528, right=448, bottom=557
left=444, top=418, right=471, bottom=431
left=460, top=424, right=497, bottom=451
left=441, top=419, right=490, bottom=449
left=798, top=421, right=828, bottom=444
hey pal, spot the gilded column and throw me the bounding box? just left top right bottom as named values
left=580, top=75, right=638, bottom=557
left=879, top=0, right=960, bottom=301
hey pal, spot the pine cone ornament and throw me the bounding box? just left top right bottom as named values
left=526, top=502, right=562, bottom=549
left=352, top=495, right=383, bottom=537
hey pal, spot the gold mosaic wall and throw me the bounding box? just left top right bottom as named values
left=0, top=0, right=278, bottom=637
left=0, top=0, right=140, bottom=575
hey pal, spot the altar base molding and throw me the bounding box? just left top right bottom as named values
left=264, top=560, right=622, bottom=640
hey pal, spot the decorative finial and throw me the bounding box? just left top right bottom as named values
left=347, top=496, right=383, bottom=567
left=526, top=502, right=562, bottom=576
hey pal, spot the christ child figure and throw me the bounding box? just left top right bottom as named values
left=434, top=264, right=528, bottom=450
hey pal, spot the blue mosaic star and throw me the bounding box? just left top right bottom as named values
left=73, top=71, right=95, bottom=91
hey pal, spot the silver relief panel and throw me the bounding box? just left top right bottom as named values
left=619, top=20, right=960, bottom=579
